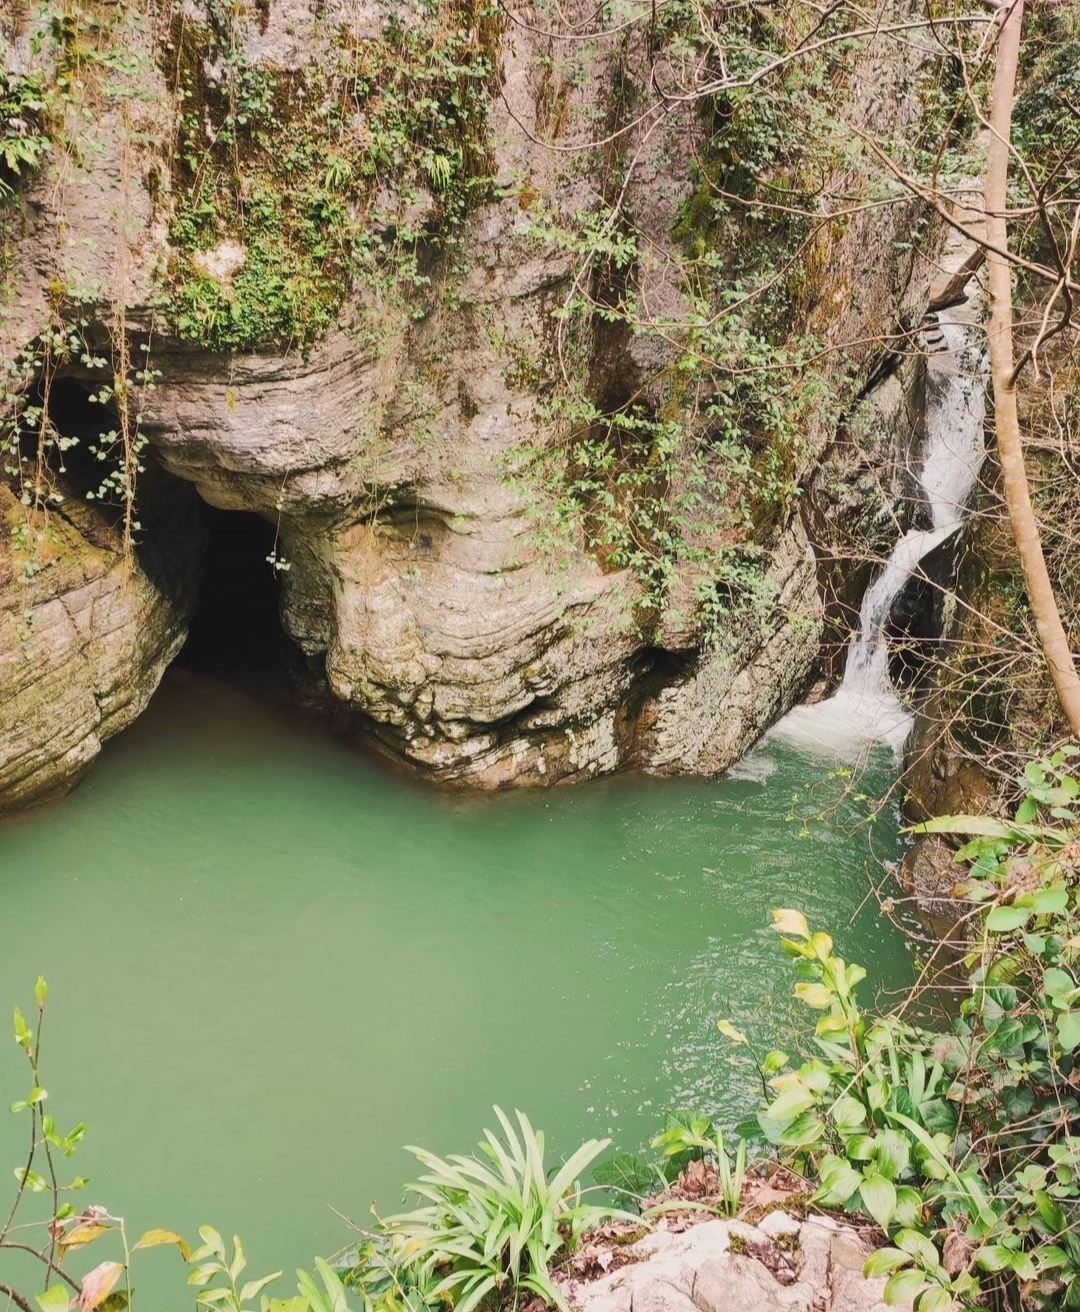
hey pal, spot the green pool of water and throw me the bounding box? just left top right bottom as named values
left=0, top=673, right=913, bottom=1302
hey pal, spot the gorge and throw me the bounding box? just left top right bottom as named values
left=3, top=1, right=1079, bottom=1310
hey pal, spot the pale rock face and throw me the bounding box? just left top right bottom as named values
left=0, top=476, right=203, bottom=814
left=571, top=1215, right=910, bottom=1312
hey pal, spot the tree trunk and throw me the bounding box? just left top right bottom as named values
left=984, top=0, right=1080, bottom=736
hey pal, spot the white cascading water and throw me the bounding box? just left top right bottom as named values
left=766, top=316, right=988, bottom=758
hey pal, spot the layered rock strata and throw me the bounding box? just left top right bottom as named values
left=1, top=0, right=943, bottom=802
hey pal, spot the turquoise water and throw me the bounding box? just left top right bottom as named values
left=0, top=673, right=912, bottom=1302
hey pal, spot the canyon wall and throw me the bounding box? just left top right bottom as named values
left=1, top=0, right=942, bottom=806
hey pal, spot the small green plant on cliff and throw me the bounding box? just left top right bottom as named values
left=160, top=0, right=499, bottom=353
left=514, top=0, right=861, bottom=651
left=0, top=68, right=53, bottom=202
left=593, top=1106, right=753, bottom=1218
left=1, top=298, right=156, bottom=555
left=713, top=748, right=1080, bottom=1310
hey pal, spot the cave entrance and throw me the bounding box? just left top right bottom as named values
left=178, top=506, right=295, bottom=681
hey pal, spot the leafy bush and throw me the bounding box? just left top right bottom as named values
left=160, top=0, right=499, bottom=353
left=359, top=1108, right=634, bottom=1312
left=717, top=749, right=1080, bottom=1311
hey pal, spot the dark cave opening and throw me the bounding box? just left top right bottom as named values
left=177, top=505, right=296, bottom=680
left=29, top=374, right=120, bottom=504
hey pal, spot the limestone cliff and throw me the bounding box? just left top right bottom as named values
left=0, top=0, right=942, bottom=804
left=0, top=471, right=203, bottom=812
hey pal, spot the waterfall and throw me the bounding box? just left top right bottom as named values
left=767, top=317, right=988, bottom=757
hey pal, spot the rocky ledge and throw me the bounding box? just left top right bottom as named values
left=569, top=1213, right=911, bottom=1312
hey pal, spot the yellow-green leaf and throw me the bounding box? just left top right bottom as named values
left=134, top=1229, right=192, bottom=1260
left=794, top=982, right=834, bottom=1009
left=60, top=1223, right=110, bottom=1253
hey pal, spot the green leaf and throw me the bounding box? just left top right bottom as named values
left=814, top=1164, right=863, bottom=1207
left=916, top=1289, right=953, bottom=1312
left=35, top=1287, right=69, bottom=1312
left=593, top=1154, right=654, bottom=1198
left=239, top=1273, right=282, bottom=1303
left=1035, top=1189, right=1067, bottom=1235
left=1008, top=1251, right=1037, bottom=1281
left=1030, top=886, right=1069, bottom=915
left=864, top=1247, right=911, bottom=1277
left=892, top=1186, right=924, bottom=1228
left=846, top=1134, right=876, bottom=1161
left=985, top=904, right=1032, bottom=933
left=884, top=1268, right=927, bottom=1305
left=1015, top=797, right=1038, bottom=824
left=197, top=1226, right=226, bottom=1260
left=1056, top=1011, right=1080, bottom=1052
left=776, top=1110, right=825, bottom=1148
left=14, top=1006, right=31, bottom=1049
left=35, top=978, right=47, bottom=1007
left=859, top=1174, right=896, bottom=1229
left=768, top=1086, right=816, bottom=1122
left=1045, top=968, right=1075, bottom=998
left=872, top=1130, right=911, bottom=1181
left=228, top=1235, right=247, bottom=1282
left=762, top=1050, right=789, bottom=1077
left=977, top=1244, right=1013, bottom=1272
left=895, top=1229, right=942, bottom=1268
left=832, top=1095, right=867, bottom=1132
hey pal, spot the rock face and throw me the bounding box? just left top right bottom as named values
left=1, top=0, right=942, bottom=802
left=0, top=473, right=203, bottom=814
left=572, top=1214, right=912, bottom=1312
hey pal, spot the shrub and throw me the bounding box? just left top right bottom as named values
left=361, top=1108, right=635, bottom=1312
left=1, top=1008, right=628, bottom=1312
left=716, top=749, right=1080, bottom=1311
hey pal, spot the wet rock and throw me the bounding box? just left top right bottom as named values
left=903, top=689, right=998, bottom=822
left=898, top=835, right=966, bottom=907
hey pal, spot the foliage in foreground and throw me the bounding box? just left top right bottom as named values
left=346, top=1112, right=633, bottom=1312
left=711, top=749, right=1080, bottom=1311
left=0, top=995, right=627, bottom=1312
